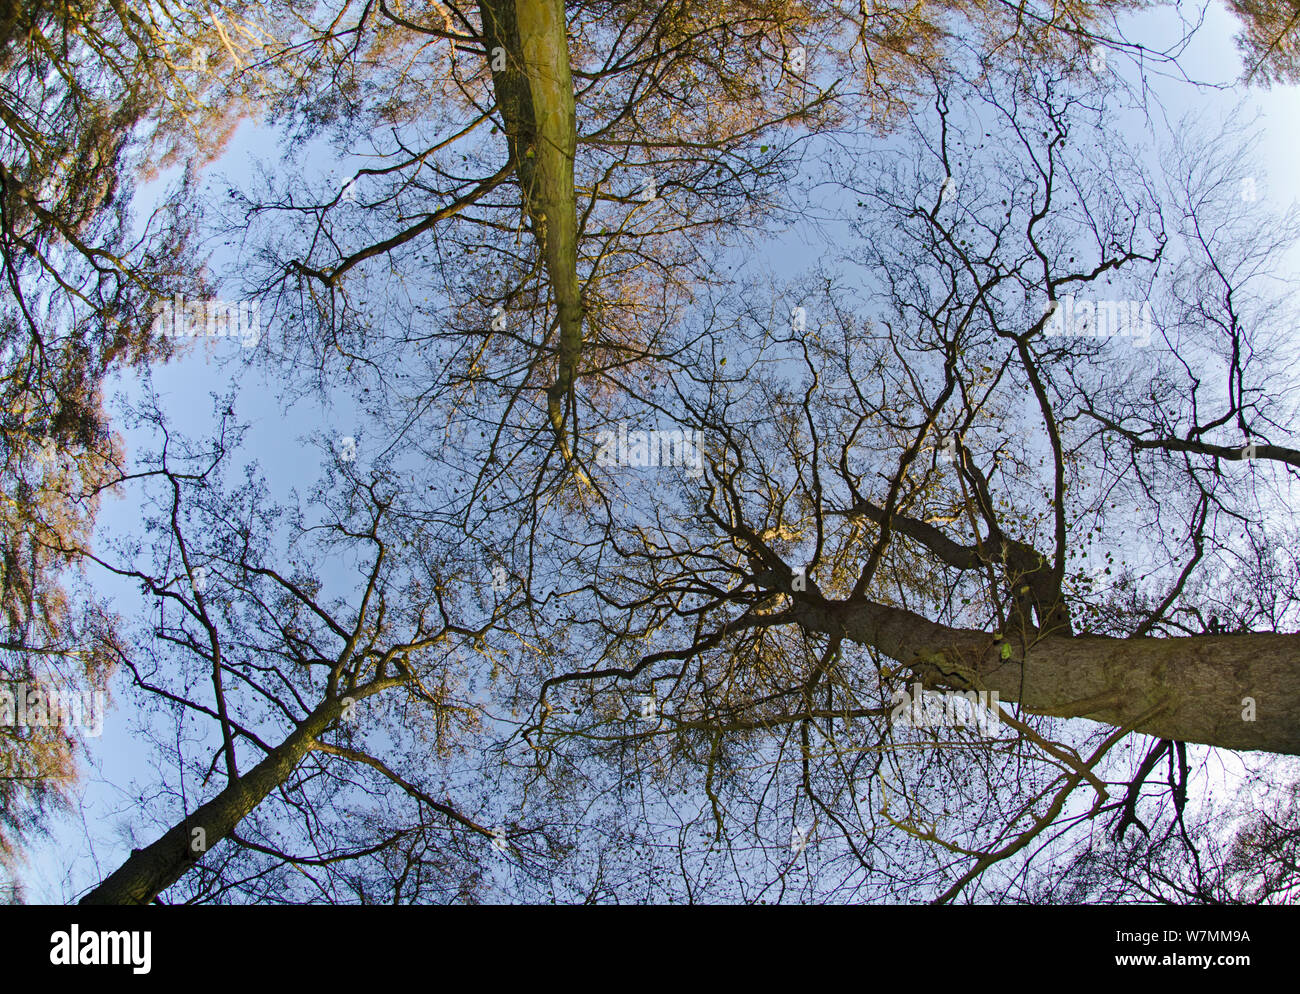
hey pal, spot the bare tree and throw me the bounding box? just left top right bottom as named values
left=497, top=56, right=1300, bottom=902
left=66, top=398, right=523, bottom=904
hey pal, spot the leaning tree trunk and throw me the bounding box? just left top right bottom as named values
left=79, top=695, right=352, bottom=905
left=791, top=597, right=1300, bottom=754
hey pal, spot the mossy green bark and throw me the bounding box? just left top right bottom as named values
left=480, top=0, right=583, bottom=446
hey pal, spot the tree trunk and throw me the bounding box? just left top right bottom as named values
left=79, top=696, right=350, bottom=905
left=792, top=598, right=1300, bottom=754
left=479, top=0, right=584, bottom=444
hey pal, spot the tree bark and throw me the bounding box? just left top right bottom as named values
left=792, top=598, right=1300, bottom=754
left=479, top=0, right=583, bottom=442
left=79, top=695, right=352, bottom=905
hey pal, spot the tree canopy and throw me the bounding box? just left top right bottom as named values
left=3, top=0, right=1300, bottom=905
